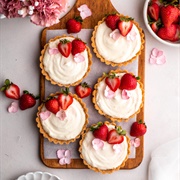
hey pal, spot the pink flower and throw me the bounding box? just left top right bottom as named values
left=0, top=0, right=28, bottom=18
left=130, top=138, right=140, bottom=148
left=104, top=86, right=115, bottom=99
left=8, top=102, right=18, bottom=113
left=56, top=110, right=66, bottom=120
left=39, top=110, right=51, bottom=120
left=29, top=0, right=68, bottom=27
left=92, top=138, right=104, bottom=150
left=77, top=4, right=92, bottom=19
left=73, top=53, right=85, bottom=63
left=110, top=29, right=121, bottom=40
left=149, top=48, right=166, bottom=65
left=57, top=149, right=71, bottom=165
left=121, top=89, right=130, bottom=100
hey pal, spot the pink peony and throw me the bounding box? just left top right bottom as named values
left=29, top=0, right=68, bottom=27
left=0, top=0, right=28, bottom=18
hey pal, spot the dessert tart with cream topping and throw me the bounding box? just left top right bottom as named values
left=40, top=35, right=92, bottom=87
left=92, top=69, right=144, bottom=122
left=91, top=13, right=144, bottom=66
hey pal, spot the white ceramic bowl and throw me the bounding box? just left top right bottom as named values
left=17, top=171, right=62, bottom=180
left=143, top=0, right=180, bottom=47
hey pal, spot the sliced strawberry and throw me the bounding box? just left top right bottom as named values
left=19, top=90, right=39, bottom=110
left=130, top=120, right=147, bottom=137
left=148, top=3, right=160, bottom=21
left=104, top=72, right=121, bottom=92
left=45, top=97, right=59, bottom=114
left=71, top=39, right=86, bottom=55
left=171, top=24, right=180, bottom=42
left=66, top=16, right=83, bottom=34
left=105, top=14, right=120, bottom=30
left=119, top=73, right=139, bottom=90
left=57, top=88, right=73, bottom=110
left=150, top=20, right=161, bottom=33
left=107, top=126, right=126, bottom=144
left=0, top=79, right=20, bottom=100
left=117, top=17, right=134, bottom=36
left=57, top=39, right=72, bottom=58
left=160, top=5, right=179, bottom=27
left=91, top=122, right=108, bottom=141
left=75, top=82, right=92, bottom=98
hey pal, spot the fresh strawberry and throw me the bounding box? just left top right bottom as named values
left=0, top=79, right=20, bottom=100
left=130, top=120, right=147, bottom=137
left=148, top=3, right=160, bottom=21
left=104, top=72, right=121, bottom=92
left=71, top=39, right=86, bottom=55
left=160, top=5, right=179, bottom=27
left=19, top=90, right=39, bottom=110
left=57, top=88, right=73, bottom=110
left=75, top=82, right=92, bottom=98
left=171, top=24, right=180, bottom=42
left=90, top=122, right=108, bottom=141
left=119, top=73, right=139, bottom=90
left=117, top=17, right=134, bottom=36
left=45, top=97, right=59, bottom=114
left=105, top=14, right=120, bottom=30
left=57, top=39, right=72, bottom=58
left=107, top=126, right=126, bottom=144
left=66, top=16, right=83, bottom=34
left=157, top=24, right=177, bottom=41
left=150, top=20, right=161, bottom=33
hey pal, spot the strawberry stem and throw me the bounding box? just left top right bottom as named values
left=116, top=126, right=126, bottom=135
left=61, top=87, right=70, bottom=95
left=90, top=122, right=103, bottom=131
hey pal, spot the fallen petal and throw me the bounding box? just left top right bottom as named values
left=56, top=110, right=67, bottom=120
left=48, top=48, right=59, bottom=55
left=92, top=138, right=104, bottom=150
left=57, top=149, right=65, bottom=159
left=8, top=102, right=18, bottom=113
left=39, top=110, right=51, bottom=120
left=113, top=144, right=121, bottom=153
left=121, top=90, right=130, bottom=100
left=74, top=53, right=85, bottom=63
left=156, top=55, right=166, bottom=65
left=104, top=86, right=115, bottom=99
left=110, top=29, right=121, bottom=40
left=152, top=48, right=159, bottom=57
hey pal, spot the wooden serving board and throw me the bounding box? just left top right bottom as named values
left=39, top=0, right=145, bottom=169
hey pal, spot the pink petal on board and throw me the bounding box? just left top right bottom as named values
left=48, top=48, right=59, bottom=55
left=110, top=29, right=121, bottom=40
left=156, top=55, right=166, bottom=65
left=92, top=138, right=104, bottom=150
left=157, top=50, right=163, bottom=57
left=59, top=157, right=66, bottom=165
left=104, top=86, right=115, bottom=99
left=73, top=53, right=85, bottom=63
left=8, top=102, right=18, bottom=113
left=121, top=89, right=130, bottom=100
left=130, top=138, right=140, bottom=148
left=152, top=48, right=159, bottom=57
left=127, top=28, right=137, bottom=41
left=39, top=110, right=51, bottom=120
left=57, top=149, right=66, bottom=159
left=77, top=4, right=92, bottom=19
left=149, top=48, right=166, bottom=65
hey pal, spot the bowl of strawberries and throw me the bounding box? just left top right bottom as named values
left=143, top=0, right=180, bottom=47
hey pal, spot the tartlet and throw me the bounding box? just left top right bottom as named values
left=92, top=69, right=144, bottom=122
left=91, top=13, right=145, bottom=66
left=40, top=35, right=92, bottom=87
left=36, top=92, right=89, bottom=144
left=79, top=121, right=130, bottom=174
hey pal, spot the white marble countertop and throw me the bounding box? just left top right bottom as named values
left=0, top=0, right=179, bottom=179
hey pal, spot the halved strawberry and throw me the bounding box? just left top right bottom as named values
left=57, top=39, right=72, bottom=58
left=75, top=82, right=92, bottom=98
left=90, top=122, right=108, bottom=141
left=45, top=97, right=59, bottom=114
left=105, top=14, right=120, bottom=30
left=107, top=126, right=126, bottom=144
left=117, top=17, right=134, bottom=36
left=0, top=79, right=20, bottom=100
left=57, top=88, right=73, bottom=110
left=71, top=38, right=86, bottom=55
left=148, top=3, right=160, bottom=21
left=104, top=72, right=121, bottom=92
left=119, top=73, right=140, bottom=90
left=150, top=20, right=161, bottom=33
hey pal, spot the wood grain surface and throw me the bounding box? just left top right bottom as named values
left=39, top=0, right=145, bottom=169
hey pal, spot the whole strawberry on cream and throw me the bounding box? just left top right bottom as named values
left=40, top=35, right=92, bottom=87
left=92, top=70, right=144, bottom=122
left=79, top=121, right=130, bottom=174
left=91, top=13, right=144, bottom=66
left=36, top=89, right=89, bottom=144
